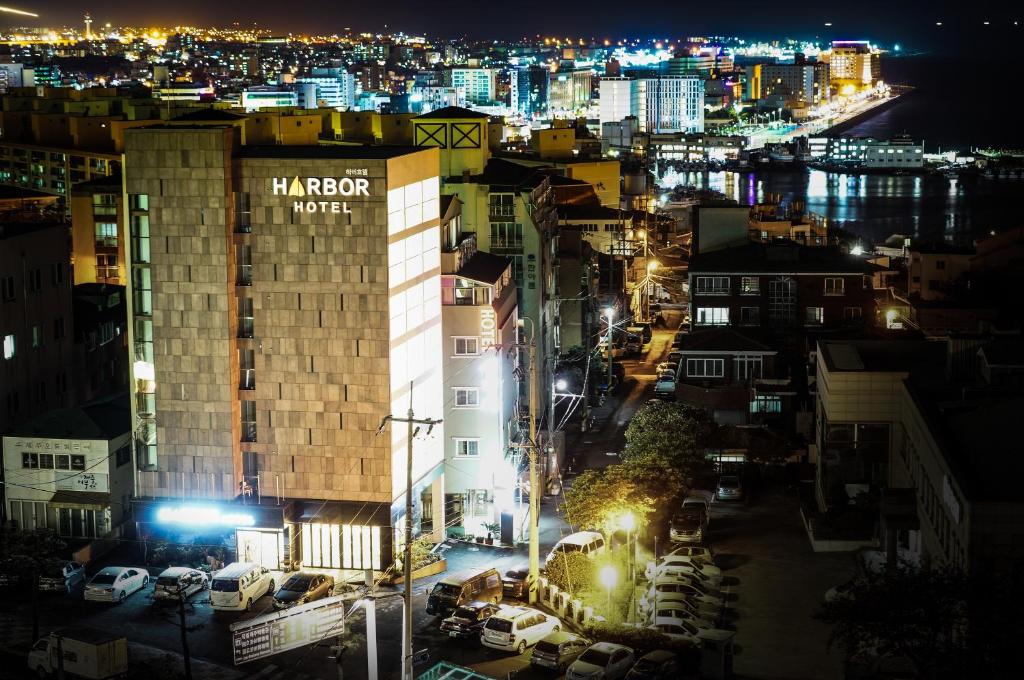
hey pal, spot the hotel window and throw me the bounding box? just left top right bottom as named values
left=740, top=277, right=760, bottom=295
left=805, top=307, right=824, bottom=325
left=696, top=307, right=730, bottom=326
left=694, top=276, right=730, bottom=295
left=240, top=400, right=257, bottom=442
left=739, top=307, right=760, bottom=326
left=95, top=222, right=119, bottom=248
left=734, top=355, right=763, bottom=380
left=453, top=337, right=480, bottom=356
left=3, top=333, right=15, bottom=360
left=843, top=306, right=863, bottom=321
left=686, top=358, right=724, bottom=378
left=239, top=349, right=256, bottom=389
left=93, top=193, right=117, bottom=216
left=31, top=325, right=42, bottom=348
left=824, top=278, right=845, bottom=296
left=454, top=438, right=480, bottom=457
left=237, top=298, right=254, bottom=338
left=453, top=388, right=480, bottom=408
left=129, top=193, right=149, bottom=211
left=489, top=193, right=515, bottom=217
left=750, top=395, right=782, bottom=413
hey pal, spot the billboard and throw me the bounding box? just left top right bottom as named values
left=230, top=595, right=347, bottom=664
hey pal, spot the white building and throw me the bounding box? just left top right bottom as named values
left=599, top=76, right=704, bottom=134
left=294, top=68, right=358, bottom=110
left=447, top=68, right=497, bottom=106
left=241, top=87, right=299, bottom=111
left=2, top=397, right=133, bottom=539
left=809, top=136, right=924, bottom=168
left=0, top=63, right=27, bottom=92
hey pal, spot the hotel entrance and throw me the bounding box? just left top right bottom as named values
left=236, top=528, right=286, bottom=570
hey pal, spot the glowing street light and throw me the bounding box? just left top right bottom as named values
left=619, top=511, right=637, bottom=587
left=599, top=565, right=618, bottom=612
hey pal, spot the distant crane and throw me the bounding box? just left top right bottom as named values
left=0, top=6, right=39, bottom=18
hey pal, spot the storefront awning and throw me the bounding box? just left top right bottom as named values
left=50, top=490, right=110, bottom=510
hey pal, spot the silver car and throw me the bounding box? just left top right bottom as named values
left=84, top=566, right=150, bottom=603
left=153, top=567, right=209, bottom=602
left=716, top=475, right=743, bottom=501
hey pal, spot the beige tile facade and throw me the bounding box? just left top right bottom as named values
left=124, top=126, right=445, bottom=518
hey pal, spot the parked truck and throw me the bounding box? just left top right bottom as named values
left=27, top=629, right=128, bottom=679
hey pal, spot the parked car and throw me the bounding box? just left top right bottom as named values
left=502, top=568, right=530, bottom=600
left=440, top=601, right=502, bottom=639
left=681, top=494, right=712, bottom=520
left=665, top=545, right=715, bottom=565
left=209, top=562, right=274, bottom=612
left=667, top=350, right=683, bottom=367
left=545, top=531, right=606, bottom=565
left=426, top=567, right=502, bottom=615
left=273, top=572, right=335, bottom=610
left=153, top=567, right=208, bottom=602
left=566, top=642, right=635, bottom=680
left=646, top=561, right=722, bottom=590
left=640, top=591, right=720, bottom=624
left=646, top=555, right=722, bottom=582
left=639, top=579, right=723, bottom=613
left=625, top=650, right=680, bottom=680
left=38, top=559, right=86, bottom=593
left=645, top=601, right=716, bottom=629
left=669, top=511, right=706, bottom=543
left=647, top=617, right=703, bottom=645
left=84, top=567, right=150, bottom=604
left=653, top=378, right=676, bottom=400
left=480, top=606, right=561, bottom=654
left=28, top=630, right=127, bottom=680
left=530, top=631, right=590, bottom=672
left=656, top=367, right=676, bottom=381
left=716, top=475, right=744, bottom=501
left=655, top=362, right=677, bottom=375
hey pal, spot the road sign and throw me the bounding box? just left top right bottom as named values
left=230, top=595, right=346, bottom=665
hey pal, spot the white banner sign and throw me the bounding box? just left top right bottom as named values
left=230, top=595, right=346, bottom=664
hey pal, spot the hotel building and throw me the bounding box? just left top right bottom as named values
left=123, top=125, right=445, bottom=572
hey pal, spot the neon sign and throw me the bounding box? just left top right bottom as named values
left=156, top=505, right=255, bottom=527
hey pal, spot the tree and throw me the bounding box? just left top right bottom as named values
left=1, top=529, right=66, bottom=641
left=562, top=464, right=655, bottom=536
left=544, top=552, right=594, bottom=594
left=623, top=402, right=715, bottom=476
left=816, top=563, right=1020, bottom=679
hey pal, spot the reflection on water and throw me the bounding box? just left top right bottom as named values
left=659, top=168, right=1021, bottom=244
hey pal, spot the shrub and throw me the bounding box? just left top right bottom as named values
left=544, top=552, right=595, bottom=594
left=582, top=620, right=697, bottom=657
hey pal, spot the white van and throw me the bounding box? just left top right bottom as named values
left=545, top=531, right=606, bottom=565
left=480, top=606, right=561, bottom=654
left=209, top=562, right=275, bottom=612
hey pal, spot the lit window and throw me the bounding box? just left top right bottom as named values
left=750, top=395, right=782, bottom=413
left=2, top=334, right=14, bottom=360
left=686, top=358, right=724, bottom=378
left=805, top=307, right=824, bottom=325
left=739, top=277, right=760, bottom=295
left=696, top=307, right=730, bottom=325
left=454, top=438, right=480, bottom=457
left=454, top=388, right=480, bottom=408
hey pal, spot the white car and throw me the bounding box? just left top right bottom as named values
left=566, top=642, right=635, bottom=680
left=646, top=601, right=716, bottom=629
left=153, top=567, right=209, bottom=602
left=84, top=566, right=150, bottom=603
left=639, top=579, right=723, bottom=613
left=665, top=545, right=715, bottom=565
left=648, top=617, right=704, bottom=645
left=645, top=555, right=722, bottom=582
left=481, top=606, right=561, bottom=654
left=645, top=561, right=722, bottom=589
left=641, top=591, right=721, bottom=623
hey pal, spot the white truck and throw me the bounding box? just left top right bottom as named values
left=27, top=629, right=128, bottom=679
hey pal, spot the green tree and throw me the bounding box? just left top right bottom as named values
left=562, top=464, right=655, bottom=536
left=1, top=529, right=67, bottom=641
left=623, top=402, right=714, bottom=476
left=816, top=563, right=1019, bottom=679
left=543, top=552, right=595, bottom=594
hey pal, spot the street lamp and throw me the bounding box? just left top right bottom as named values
left=599, top=565, right=618, bottom=614
left=619, top=511, right=636, bottom=584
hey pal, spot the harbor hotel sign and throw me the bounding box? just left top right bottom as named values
left=272, top=171, right=371, bottom=214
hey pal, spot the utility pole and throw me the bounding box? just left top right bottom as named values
left=528, top=321, right=540, bottom=604
left=377, top=384, right=440, bottom=680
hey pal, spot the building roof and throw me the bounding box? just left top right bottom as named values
left=70, top=171, right=123, bottom=195
left=6, top=394, right=130, bottom=441
left=413, top=106, right=489, bottom=120
left=456, top=251, right=510, bottom=285
left=678, top=327, right=775, bottom=354
left=818, top=340, right=945, bottom=373
left=171, top=109, right=247, bottom=122
left=239, top=145, right=427, bottom=160
left=690, top=242, right=871, bottom=274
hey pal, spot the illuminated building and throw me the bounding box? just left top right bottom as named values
left=0, top=63, right=27, bottom=93
left=510, top=65, right=549, bottom=118
left=70, top=174, right=125, bottom=285
left=240, top=87, right=299, bottom=111
left=745, top=55, right=830, bottom=107
left=808, top=136, right=924, bottom=168
left=438, top=204, right=520, bottom=537
left=124, top=126, right=445, bottom=570
left=547, top=69, right=592, bottom=114
left=599, top=75, right=704, bottom=133
left=827, top=41, right=881, bottom=91
left=294, top=68, right=358, bottom=110
left=445, top=68, right=497, bottom=106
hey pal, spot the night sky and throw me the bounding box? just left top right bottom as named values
left=5, top=1, right=1021, bottom=49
